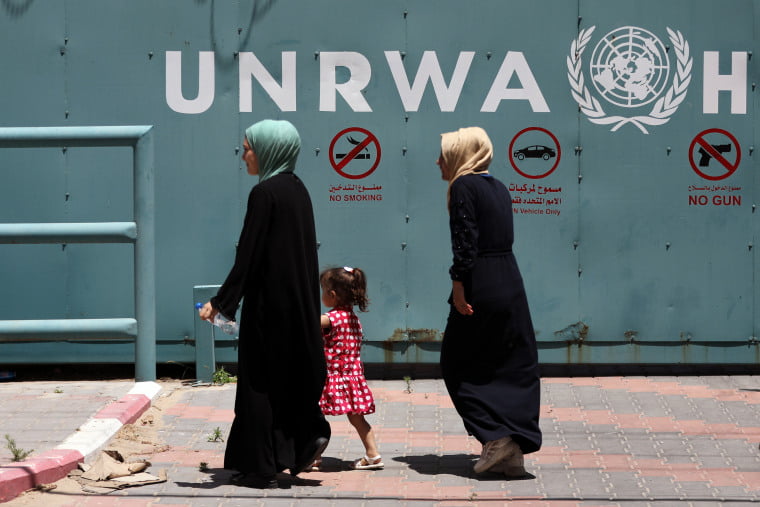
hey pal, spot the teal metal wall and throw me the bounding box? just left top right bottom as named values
left=0, top=0, right=757, bottom=366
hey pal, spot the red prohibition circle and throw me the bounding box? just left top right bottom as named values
left=328, top=127, right=382, bottom=180
left=688, top=128, right=741, bottom=181
left=508, top=127, right=562, bottom=179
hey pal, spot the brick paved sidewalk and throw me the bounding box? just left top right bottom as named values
left=5, top=376, right=760, bottom=506
left=0, top=380, right=137, bottom=467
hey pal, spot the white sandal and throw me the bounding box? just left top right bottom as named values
left=350, top=455, right=384, bottom=470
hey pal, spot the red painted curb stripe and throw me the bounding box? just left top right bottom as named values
left=0, top=390, right=153, bottom=502
left=0, top=449, right=83, bottom=502
left=93, top=393, right=150, bottom=424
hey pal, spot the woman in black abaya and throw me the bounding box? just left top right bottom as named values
left=437, top=126, right=542, bottom=478
left=199, top=119, right=330, bottom=488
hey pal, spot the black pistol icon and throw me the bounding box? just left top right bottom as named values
left=336, top=136, right=371, bottom=160
left=698, top=143, right=731, bottom=167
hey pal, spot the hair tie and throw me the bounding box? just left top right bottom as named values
left=343, top=266, right=354, bottom=273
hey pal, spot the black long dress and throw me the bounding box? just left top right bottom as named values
left=440, top=173, right=542, bottom=454
left=211, top=173, right=330, bottom=477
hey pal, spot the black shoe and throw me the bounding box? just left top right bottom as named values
left=230, top=472, right=278, bottom=489
left=290, top=436, right=329, bottom=477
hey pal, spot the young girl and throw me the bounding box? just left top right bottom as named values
left=311, top=266, right=383, bottom=471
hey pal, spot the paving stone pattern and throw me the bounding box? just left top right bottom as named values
left=8, top=376, right=760, bottom=506
left=0, top=380, right=134, bottom=467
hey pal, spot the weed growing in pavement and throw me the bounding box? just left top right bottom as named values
left=212, top=366, right=237, bottom=385
left=54, top=388, right=63, bottom=393
left=207, top=427, right=225, bottom=442
left=403, top=375, right=413, bottom=394
left=4, top=434, right=33, bottom=462
left=199, top=462, right=209, bottom=471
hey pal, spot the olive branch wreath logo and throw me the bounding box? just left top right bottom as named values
left=567, top=26, right=692, bottom=134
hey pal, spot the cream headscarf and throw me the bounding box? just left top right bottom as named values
left=440, top=126, right=494, bottom=208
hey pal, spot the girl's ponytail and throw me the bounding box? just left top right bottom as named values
left=320, top=266, right=370, bottom=312
left=349, top=267, right=369, bottom=312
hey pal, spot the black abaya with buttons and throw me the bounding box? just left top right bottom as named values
left=440, top=173, right=542, bottom=454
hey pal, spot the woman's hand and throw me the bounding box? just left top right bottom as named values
left=452, top=281, right=474, bottom=316
left=198, top=302, right=219, bottom=322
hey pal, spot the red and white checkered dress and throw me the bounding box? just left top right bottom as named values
left=318, top=306, right=375, bottom=416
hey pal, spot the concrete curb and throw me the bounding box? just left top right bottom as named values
left=0, top=381, right=161, bottom=503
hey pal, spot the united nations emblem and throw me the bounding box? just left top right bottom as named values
left=567, top=26, right=692, bottom=134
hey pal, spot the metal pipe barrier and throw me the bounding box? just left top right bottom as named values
left=192, top=284, right=238, bottom=383
left=0, top=126, right=156, bottom=381
left=0, top=319, right=138, bottom=341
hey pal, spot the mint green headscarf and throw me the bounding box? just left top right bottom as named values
left=244, top=119, right=301, bottom=182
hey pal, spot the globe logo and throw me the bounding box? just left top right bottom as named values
left=589, top=26, right=670, bottom=108
left=568, top=25, right=691, bottom=133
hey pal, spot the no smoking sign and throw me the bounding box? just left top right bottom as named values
left=329, top=127, right=381, bottom=180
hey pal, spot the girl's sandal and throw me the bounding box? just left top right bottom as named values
left=305, top=459, right=322, bottom=472
left=350, top=455, right=384, bottom=470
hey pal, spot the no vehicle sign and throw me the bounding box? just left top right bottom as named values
left=688, top=129, right=741, bottom=181
left=329, top=127, right=382, bottom=180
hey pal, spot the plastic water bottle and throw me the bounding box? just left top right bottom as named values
left=195, top=302, right=239, bottom=335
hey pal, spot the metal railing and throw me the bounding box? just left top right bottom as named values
left=0, top=126, right=156, bottom=381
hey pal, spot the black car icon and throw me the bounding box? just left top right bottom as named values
left=513, top=145, right=556, bottom=161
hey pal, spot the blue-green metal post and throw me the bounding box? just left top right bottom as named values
left=0, top=126, right=156, bottom=378
left=134, top=130, right=156, bottom=382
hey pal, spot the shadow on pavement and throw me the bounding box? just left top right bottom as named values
left=174, top=468, right=324, bottom=491
left=394, top=454, right=537, bottom=481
